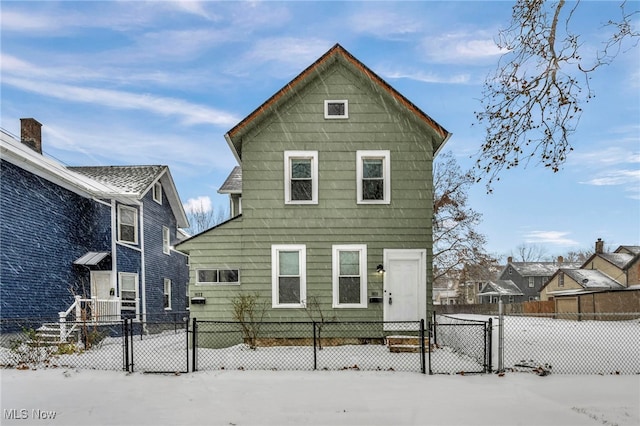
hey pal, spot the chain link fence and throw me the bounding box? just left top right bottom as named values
left=2, top=313, right=636, bottom=375
left=193, top=320, right=426, bottom=372
left=499, top=313, right=640, bottom=375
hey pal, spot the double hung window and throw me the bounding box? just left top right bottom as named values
left=118, top=205, right=138, bottom=244
left=284, top=151, right=318, bottom=204
left=272, top=245, right=306, bottom=307
left=356, top=151, right=390, bottom=204
left=332, top=245, right=367, bottom=308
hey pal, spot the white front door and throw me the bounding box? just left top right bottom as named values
left=90, top=271, right=113, bottom=299
left=383, top=249, right=426, bottom=330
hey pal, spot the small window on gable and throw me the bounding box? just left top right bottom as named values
left=558, top=272, right=564, bottom=287
left=356, top=150, right=390, bottom=204
left=528, top=277, right=535, bottom=288
left=284, top=151, right=318, bottom=204
left=153, top=182, right=162, bottom=204
left=324, top=100, right=348, bottom=119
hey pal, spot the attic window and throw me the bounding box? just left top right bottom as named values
left=324, top=100, right=348, bottom=119
left=153, top=182, right=162, bottom=204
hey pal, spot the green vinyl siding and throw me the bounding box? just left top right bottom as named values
left=179, top=59, right=438, bottom=323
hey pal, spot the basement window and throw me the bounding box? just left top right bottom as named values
left=324, top=100, right=348, bottom=119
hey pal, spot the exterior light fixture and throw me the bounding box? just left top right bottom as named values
left=376, top=264, right=385, bottom=274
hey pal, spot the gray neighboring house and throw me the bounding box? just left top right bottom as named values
left=494, top=257, right=581, bottom=303
left=478, top=280, right=523, bottom=303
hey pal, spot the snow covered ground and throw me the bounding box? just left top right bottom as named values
left=1, top=368, right=639, bottom=426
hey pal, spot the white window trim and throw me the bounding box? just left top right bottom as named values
left=356, top=150, right=390, bottom=204
left=284, top=151, right=318, bottom=205
left=153, top=182, right=162, bottom=204
left=271, top=244, right=306, bottom=308
left=119, top=272, right=139, bottom=316
left=162, top=226, right=171, bottom=255
left=324, top=100, right=349, bottom=119
left=332, top=244, right=368, bottom=308
left=164, top=278, right=172, bottom=310
left=528, top=276, right=535, bottom=288
left=117, top=205, right=138, bottom=244
left=195, top=268, right=241, bottom=286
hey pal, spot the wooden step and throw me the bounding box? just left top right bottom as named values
left=386, top=335, right=429, bottom=353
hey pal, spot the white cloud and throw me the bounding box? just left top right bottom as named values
left=2, top=76, right=239, bottom=127
left=420, top=32, right=507, bottom=64
left=380, top=68, right=471, bottom=85
left=183, top=196, right=213, bottom=214
left=524, top=231, right=579, bottom=246
left=581, top=169, right=640, bottom=186
left=350, top=10, right=422, bottom=37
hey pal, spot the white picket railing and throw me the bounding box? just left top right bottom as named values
left=58, top=296, right=122, bottom=342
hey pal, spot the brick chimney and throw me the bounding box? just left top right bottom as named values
left=20, top=118, right=42, bottom=154
left=507, top=256, right=513, bottom=263
left=557, top=256, right=563, bottom=264
left=595, top=238, right=604, bottom=254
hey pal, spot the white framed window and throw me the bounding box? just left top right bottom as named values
left=196, top=269, right=240, bottom=285
left=272, top=245, right=306, bottom=308
left=528, top=276, right=535, bottom=288
left=162, top=226, right=171, bottom=255
left=356, top=150, right=390, bottom=204
left=284, top=151, right=318, bottom=204
left=324, top=100, right=348, bottom=119
left=558, top=272, right=564, bottom=287
left=332, top=244, right=367, bottom=308
left=164, top=278, right=172, bottom=310
left=119, top=272, right=139, bottom=314
left=153, top=182, right=162, bottom=204
left=117, top=205, right=138, bottom=244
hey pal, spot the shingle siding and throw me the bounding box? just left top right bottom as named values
left=0, top=160, right=110, bottom=320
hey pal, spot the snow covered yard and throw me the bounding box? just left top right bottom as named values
left=1, top=368, right=638, bottom=426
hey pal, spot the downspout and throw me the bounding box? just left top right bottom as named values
left=139, top=202, right=147, bottom=325
left=110, top=200, right=118, bottom=304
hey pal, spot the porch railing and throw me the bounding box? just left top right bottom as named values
left=58, top=296, right=122, bottom=342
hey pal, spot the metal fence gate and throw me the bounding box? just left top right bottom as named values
left=123, top=318, right=189, bottom=373
left=428, top=314, right=492, bottom=374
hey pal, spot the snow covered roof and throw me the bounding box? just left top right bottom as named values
left=218, top=166, right=242, bottom=194
left=597, top=253, right=636, bottom=270
left=562, top=269, right=625, bottom=290
left=507, top=262, right=581, bottom=277
left=478, top=280, right=523, bottom=296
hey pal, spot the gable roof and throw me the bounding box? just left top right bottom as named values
left=0, top=130, right=129, bottom=203
left=616, top=245, right=640, bottom=256
left=218, top=166, right=242, bottom=194
left=71, top=165, right=188, bottom=228
left=562, top=269, right=624, bottom=290
left=224, top=43, right=451, bottom=163
left=479, top=280, right=523, bottom=297
left=505, top=261, right=581, bottom=277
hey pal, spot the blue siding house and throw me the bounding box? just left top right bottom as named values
left=1, top=119, right=189, bottom=329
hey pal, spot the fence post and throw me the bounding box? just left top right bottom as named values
left=432, top=311, right=438, bottom=347
left=191, top=318, right=198, bottom=372
left=420, top=319, right=426, bottom=374
left=486, top=318, right=493, bottom=373
left=312, top=321, right=317, bottom=371
left=122, top=318, right=129, bottom=372
left=498, top=299, right=504, bottom=373
left=427, top=320, right=432, bottom=375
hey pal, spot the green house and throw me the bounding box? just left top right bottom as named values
left=177, top=44, right=450, bottom=328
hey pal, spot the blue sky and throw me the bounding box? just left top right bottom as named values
left=1, top=1, right=638, bottom=258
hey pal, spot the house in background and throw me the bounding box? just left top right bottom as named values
left=178, top=44, right=451, bottom=329
left=540, top=239, right=640, bottom=314
left=1, top=119, right=189, bottom=329
left=478, top=280, right=523, bottom=304
left=492, top=257, right=580, bottom=303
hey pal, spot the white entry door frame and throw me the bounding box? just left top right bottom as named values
left=383, top=249, right=427, bottom=330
